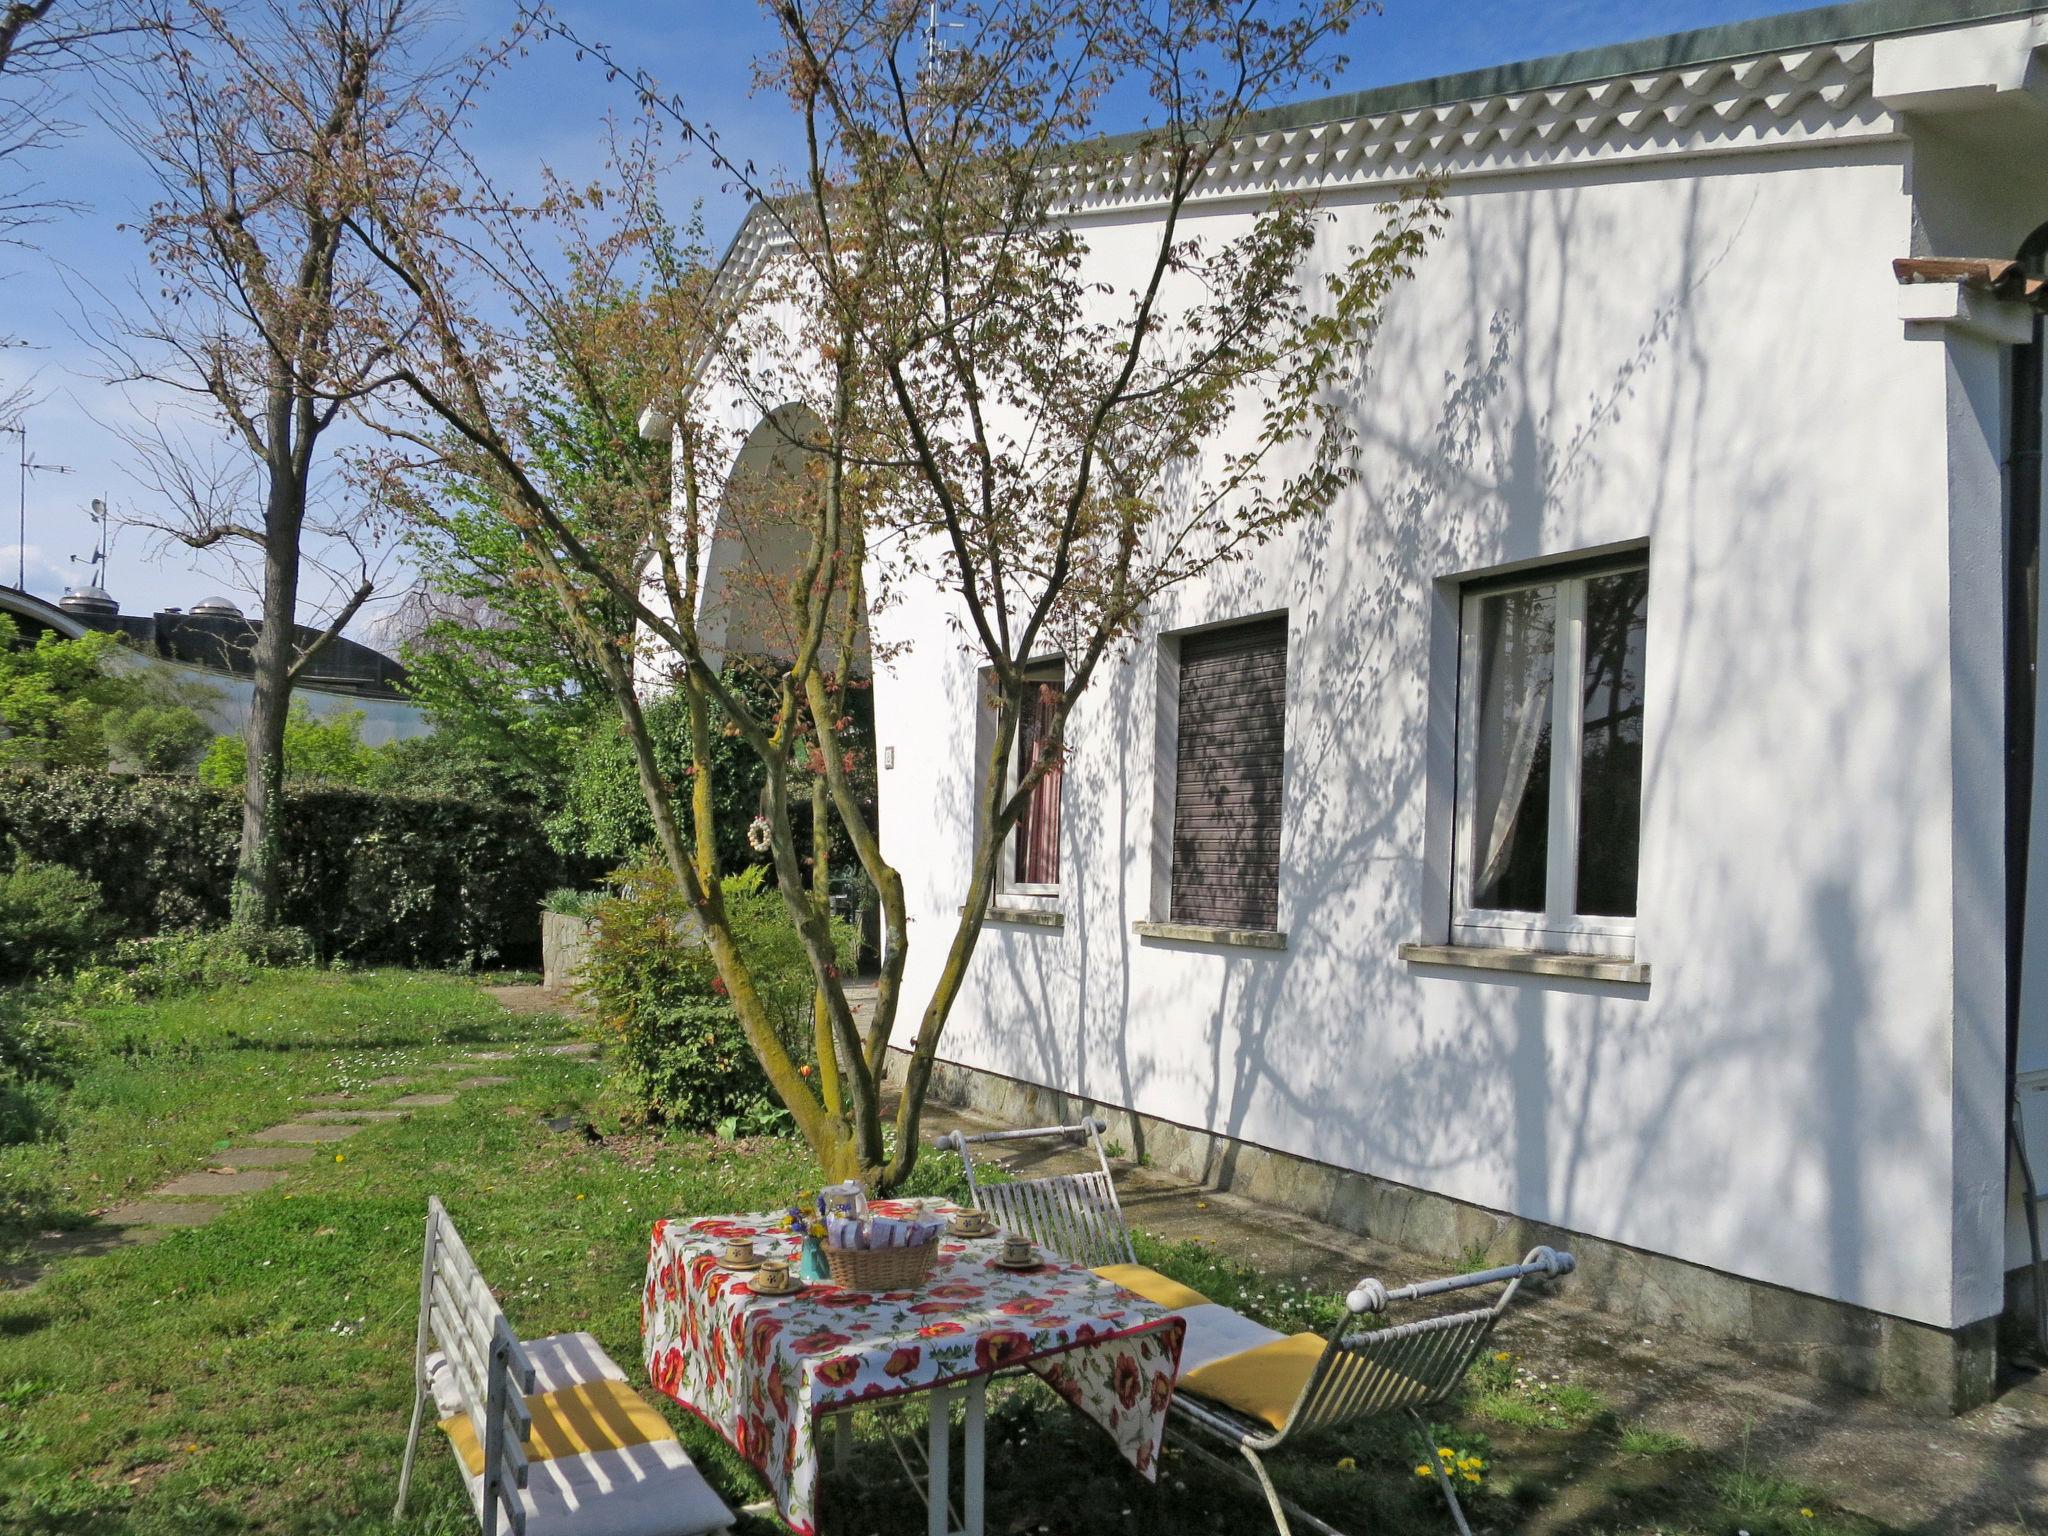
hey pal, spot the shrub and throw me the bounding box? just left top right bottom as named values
left=64, top=926, right=312, bottom=1006
left=0, top=770, right=565, bottom=966
left=583, top=860, right=855, bottom=1134
left=0, top=856, right=111, bottom=982
left=543, top=887, right=604, bottom=920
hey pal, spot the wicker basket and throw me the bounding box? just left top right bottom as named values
left=824, top=1238, right=939, bottom=1292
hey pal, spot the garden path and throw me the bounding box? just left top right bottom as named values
left=4, top=1038, right=595, bottom=1289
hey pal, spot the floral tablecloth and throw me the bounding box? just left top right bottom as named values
left=641, top=1200, right=1186, bottom=1535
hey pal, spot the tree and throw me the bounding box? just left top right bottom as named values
left=196, top=700, right=377, bottom=788
left=361, top=1, right=1437, bottom=1187
left=0, top=611, right=212, bottom=769
left=105, top=0, right=449, bottom=931
left=0, top=0, right=148, bottom=247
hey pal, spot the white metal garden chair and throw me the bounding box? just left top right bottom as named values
left=394, top=1196, right=734, bottom=1536
left=934, top=1122, right=1576, bottom=1536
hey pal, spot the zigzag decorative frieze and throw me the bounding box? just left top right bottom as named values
left=1052, top=41, right=1884, bottom=212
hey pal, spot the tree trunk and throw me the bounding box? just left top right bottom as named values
left=231, top=449, right=304, bottom=933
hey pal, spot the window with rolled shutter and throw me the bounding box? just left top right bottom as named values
left=1170, top=617, right=1287, bottom=929
left=1011, top=672, right=1063, bottom=888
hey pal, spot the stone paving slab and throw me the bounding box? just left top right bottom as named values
left=155, top=1169, right=288, bottom=1197
left=301, top=1109, right=408, bottom=1122
left=26, top=1224, right=170, bottom=1260
left=465, top=1049, right=517, bottom=1061
left=248, top=1121, right=361, bottom=1144
left=302, top=1093, right=361, bottom=1105
left=386, top=1092, right=456, bottom=1108
left=537, top=1042, right=597, bottom=1057
left=456, top=1076, right=513, bottom=1089
left=100, top=1200, right=225, bottom=1228
left=215, top=1145, right=317, bottom=1166
left=365, top=1075, right=414, bottom=1087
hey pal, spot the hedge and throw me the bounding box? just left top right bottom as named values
left=0, top=770, right=565, bottom=966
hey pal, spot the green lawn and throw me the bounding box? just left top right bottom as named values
left=0, top=969, right=1888, bottom=1535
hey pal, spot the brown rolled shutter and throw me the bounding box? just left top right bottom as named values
left=1170, top=617, right=1286, bottom=929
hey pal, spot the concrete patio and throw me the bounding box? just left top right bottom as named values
left=911, top=1096, right=2048, bottom=1534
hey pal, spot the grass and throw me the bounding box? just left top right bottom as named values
left=1617, top=1421, right=1693, bottom=1458
left=0, top=968, right=1905, bottom=1536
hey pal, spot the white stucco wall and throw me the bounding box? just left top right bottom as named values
left=678, top=17, right=2048, bottom=1336
left=867, top=147, right=1986, bottom=1331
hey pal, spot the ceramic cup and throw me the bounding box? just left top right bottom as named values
left=723, top=1237, right=757, bottom=1266
left=758, top=1257, right=791, bottom=1290
left=953, top=1211, right=992, bottom=1236
left=1001, top=1235, right=1034, bottom=1266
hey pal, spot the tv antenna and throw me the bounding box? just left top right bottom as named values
left=0, top=419, right=73, bottom=590
left=922, top=2, right=964, bottom=80
left=70, top=496, right=110, bottom=588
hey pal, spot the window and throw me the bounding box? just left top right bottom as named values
left=1454, top=559, right=1647, bottom=954
left=1169, top=617, right=1287, bottom=930
left=1005, top=665, right=1064, bottom=894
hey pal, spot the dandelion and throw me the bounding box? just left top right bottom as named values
left=1335, top=1457, right=1355, bottom=1472
left=334, top=1153, right=344, bottom=1163
left=1800, top=1512, right=1815, bottom=1521
left=1414, top=1465, right=1434, bottom=1478
left=1462, top=1471, right=1481, bottom=1484
left=1493, top=1351, right=1510, bottom=1362
left=1438, top=1447, right=1455, bottom=1460
left=575, top=1194, right=586, bottom=1201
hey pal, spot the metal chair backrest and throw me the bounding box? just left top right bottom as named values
left=413, top=1197, right=537, bottom=1536
left=1277, top=1247, right=1575, bottom=1442
left=933, top=1119, right=1137, bottom=1269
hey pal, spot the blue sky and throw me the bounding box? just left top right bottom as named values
left=0, top=0, right=1792, bottom=640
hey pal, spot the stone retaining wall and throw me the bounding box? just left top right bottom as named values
left=541, top=911, right=592, bottom=995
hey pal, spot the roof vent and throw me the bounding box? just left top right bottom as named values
left=189, top=596, right=245, bottom=619
left=58, top=584, right=118, bottom=617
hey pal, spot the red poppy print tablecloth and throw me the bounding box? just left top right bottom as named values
left=641, top=1202, right=1186, bottom=1535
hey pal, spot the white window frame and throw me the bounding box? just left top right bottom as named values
left=1451, top=558, right=1645, bottom=958
left=999, top=660, right=1065, bottom=901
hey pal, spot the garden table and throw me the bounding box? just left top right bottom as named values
left=641, top=1199, right=1186, bottom=1536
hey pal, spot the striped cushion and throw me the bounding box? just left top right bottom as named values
left=438, top=1378, right=674, bottom=1477
left=1091, top=1262, right=1212, bottom=1312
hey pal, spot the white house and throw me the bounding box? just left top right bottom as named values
left=669, top=0, right=2048, bottom=1411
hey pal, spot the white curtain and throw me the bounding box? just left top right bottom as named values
left=1475, top=593, right=1554, bottom=904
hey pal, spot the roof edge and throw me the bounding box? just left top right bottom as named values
left=1099, top=0, right=2043, bottom=147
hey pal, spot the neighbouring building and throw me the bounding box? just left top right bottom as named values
left=665, top=0, right=2048, bottom=1410
left=0, top=582, right=430, bottom=745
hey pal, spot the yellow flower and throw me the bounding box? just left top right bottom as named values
left=1438, top=1447, right=1455, bottom=1460
left=1334, top=1457, right=1355, bottom=1472
left=1801, top=1512, right=1815, bottom=1521
left=1462, top=1471, right=1481, bottom=1484
left=1414, top=1465, right=1434, bottom=1478
left=334, top=1154, right=344, bottom=1164
left=575, top=1194, right=585, bottom=1201
left=1493, top=1351, right=1510, bottom=1362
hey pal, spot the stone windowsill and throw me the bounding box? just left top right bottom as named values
left=1134, top=920, right=1286, bottom=951
left=1398, top=942, right=1649, bottom=986
left=961, top=904, right=1065, bottom=929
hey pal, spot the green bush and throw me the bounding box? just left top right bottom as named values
left=583, top=860, right=855, bottom=1134
left=64, top=926, right=313, bottom=1006
left=543, top=886, right=604, bottom=920
left=0, top=770, right=565, bottom=966
left=0, top=857, right=111, bottom=982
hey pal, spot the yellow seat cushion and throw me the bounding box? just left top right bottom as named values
left=438, top=1377, right=677, bottom=1477
left=1091, top=1262, right=1212, bottom=1312
left=1177, top=1333, right=1331, bottom=1432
